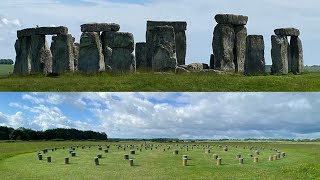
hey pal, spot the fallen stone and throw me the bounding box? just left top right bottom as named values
left=245, top=35, right=265, bottom=75
left=290, top=36, right=304, bottom=74
left=81, top=23, right=120, bottom=32
left=271, top=35, right=289, bottom=75
left=135, top=42, right=147, bottom=69
left=187, top=63, right=209, bottom=72
left=215, top=14, right=248, bottom=25
left=51, top=34, right=75, bottom=74
left=111, top=48, right=135, bottom=72
left=274, top=28, right=300, bottom=37
left=234, top=26, right=247, bottom=73
left=78, top=32, right=105, bottom=73
left=213, top=24, right=235, bottom=72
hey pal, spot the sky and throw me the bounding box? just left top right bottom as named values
left=0, top=92, right=319, bottom=139
left=0, top=0, right=320, bottom=65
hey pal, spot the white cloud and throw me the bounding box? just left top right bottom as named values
left=0, top=111, right=25, bottom=128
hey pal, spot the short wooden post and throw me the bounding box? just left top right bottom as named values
left=254, top=157, right=258, bottom=163
left=130, top=150, right=135, bottom=155
left=273, top=155, right=278, bottom=160
left=129, top=159, right=134, bottom=167
left=65, top=157, right=69, bottom=164
left=97, top=154, right=102, bottom=159
left=269, top=155, right=273, bottom=161
left=205, top=149, right=211, bottom=153
left=38, top=154, right=43, bottom=160
left=217, top=158, right=222, bottom=165
left=182, top=158, right=188, bottom=166
left=248, top=154, right=253, bottom=157
left=239, top=158, right=244, bottom=164
left=255, top=150, right=260, bottom=155
left=173, top=150, right=179, bottom=155
left=47, top=156, right=51, bottom=163
left=236, top=154, right=241, bottom=159
left=124, top=154, right=129, bottom=160
left=213, top=154, right=218, bottom=160
left=94, top=157, right=99, bottom=165
left=71, top=152, right=76, bottom=157
left=104, top=149, right=109, bottom=153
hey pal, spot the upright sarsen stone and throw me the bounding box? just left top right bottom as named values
left=213, top=24, right=235, bottom=72
left=271, top=35, right=289, bottom=75
left=111, top=48, right=135, bottom=71
left=245, top=35, right=265, bottom=75
left=234, top=26, right=247, bottom=73
left=151, top=26, right=177, bottom=71
left=290, top=36, right=304, bottom=74
left=14, top=37, right=32, bottom=75
left=30, top=35, right=52, bottom=74
left=175, top=31, right=187, bottom=65
left=78, top=32, right=105, bottom=73
left=73, top=43, right=80, bottom=71
left=135, top=42, right=147, bottom=69
left=51, top=34, right=75, bottom=74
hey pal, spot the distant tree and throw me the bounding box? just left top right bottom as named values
left=0, top=59, right=14, bottom=65
left=0, top=126, right=14, bottom=140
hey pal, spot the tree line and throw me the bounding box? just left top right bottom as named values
left=0, top=59, right=14, bottom=65
left=0, top=126, right=107, bottom=141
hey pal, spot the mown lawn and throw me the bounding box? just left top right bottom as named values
left=0, top=72, right=320, bottom=92
left=0, top=141, right=319, bottom=179
left=0, top=65, right=14, bottom=76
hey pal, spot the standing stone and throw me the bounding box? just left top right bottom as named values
left=30, top=35, right=52, bottom=74
left=14, top=37, right=32, bottom=75
left=175, top=31, right=187, bottom=65
left=245, top=35, right=265, bottom=75
left=78, top=32, right=105, bottom=73
left=111, top=49, right=135, bottom=71
left=234, top=26, right=247, bottom=73
left=290, top=36, right=304, bottom=74
left=103, top=46, right=112, bottom=69
left=73, top=43, right=80, bottom=71
left=210, top=54, right=215, bottom=69
left=51, top=34, right=75, bottom=74
left=213, top=24, right=235, bottom=72
left=135, top=42, right=147, bottom=69
left=271, top=35, right=289, bottom=75
left=151, top=26, right=177, bottom=71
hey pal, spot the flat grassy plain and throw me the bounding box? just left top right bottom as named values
left=0, top=65, right=13, bottom=76
left=0, top=141, right=319, bottom=179
left=0, top=72, right=320, bottom=92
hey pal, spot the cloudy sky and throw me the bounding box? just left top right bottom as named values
left=0, top=0, right=319, bottom=65
left=0, top=92, right=319, bottom=139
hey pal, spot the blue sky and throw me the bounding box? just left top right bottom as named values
left=0, top=92, right=319, bottom=139
left=0, top=0, right=319, bottom=65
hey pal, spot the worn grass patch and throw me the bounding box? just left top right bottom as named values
left=0, top=72, right=320, bottom=92
left=0, top=141, right=319, bottom=179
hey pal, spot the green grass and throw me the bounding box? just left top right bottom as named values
left=0, top=64, right=14, bottom=76
left=0, top=141, right=319, bottom=179
left=1, top=72, right=320, bottom=92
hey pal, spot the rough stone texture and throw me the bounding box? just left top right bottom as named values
left=135, top=42, right=147, bottom=69
left=210, top=54, right=215, bottom=69
left=111, top=48, right=135, bottom=71
left=147, top=21, right=187, bottom=67
left=215, top=14, right=248, bottom=25
left=274, top=28, right=300, bottom=37
left=78, top=32, right=105, bottom=73
left=14, top=37, right=32, bottom=75
left=101, top=32, right=134, bottom=50
left=245, top=35, right=265, bottom=75
left=103, top=46, right=113, bottom=68
left=213, top=24, right=235, bottom=72
left=147, top=21, right=187, bottom=31
left=151, top=26, right=177, bottom=71
left=17, top=26, right=68, bottom=38
left=51, top=34, right=75, bottom=74
left=81, top=23, right=120, bottom=32
left=290, top=36, right=304, bottom=74
left=30, top=35, right=52, bottom=74
left=234, top=26, right=247, bottom=73
left=73, top=43, right=80, bottom=71
left=175, top=66, right=190, bottom=74
left=187, top=63, right=209, bottom=72
left=271, top=35, right=289, bottom=75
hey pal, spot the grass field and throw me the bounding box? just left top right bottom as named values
left=0, top=64, right=13, bottom=76
left=0, top=141, right=319, bottom=179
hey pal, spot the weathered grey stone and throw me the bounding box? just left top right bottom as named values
left=111, top=48, right=135, bottom=72
left=175, top=31, right=187, bottom=65
left=135, top=42, right=147, bottom=69
left=213, top=24, right=235, bottom=72
left=187, top=63, right=209, bottom=72
left=78, top=32, right=105, bottom=73
left=245, top=35, right=265, bottom=75
left=175, top=66, right=190, bottom=74
left=101, top=32, right=134, bottom=50
left=30, top=35, right=52, bottom=74
left=274, top=28, right=300, bottom=37
left=14, top=37, right=32, bottom=75
left=51, top=34, right=74, bottom=74
left=210, top=54, right=215, bottom=69
left=234, top=26, right=247, bottom=73
left=17, top=26, right=68, bottom=38
left=73, top=43, right=80, bottom=71
left=103, top=46, right=113, bottom=68
left=215, top=14, right=248, bottom=25
left=147, top=21, right=187, bottom=31
left=271, top=35, right=289, bottom=75
left=81, top=23, right=120, bottom=32
left=151, top=26, right=177, bottom=71
left=290, top=36, right=304, bottom=74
